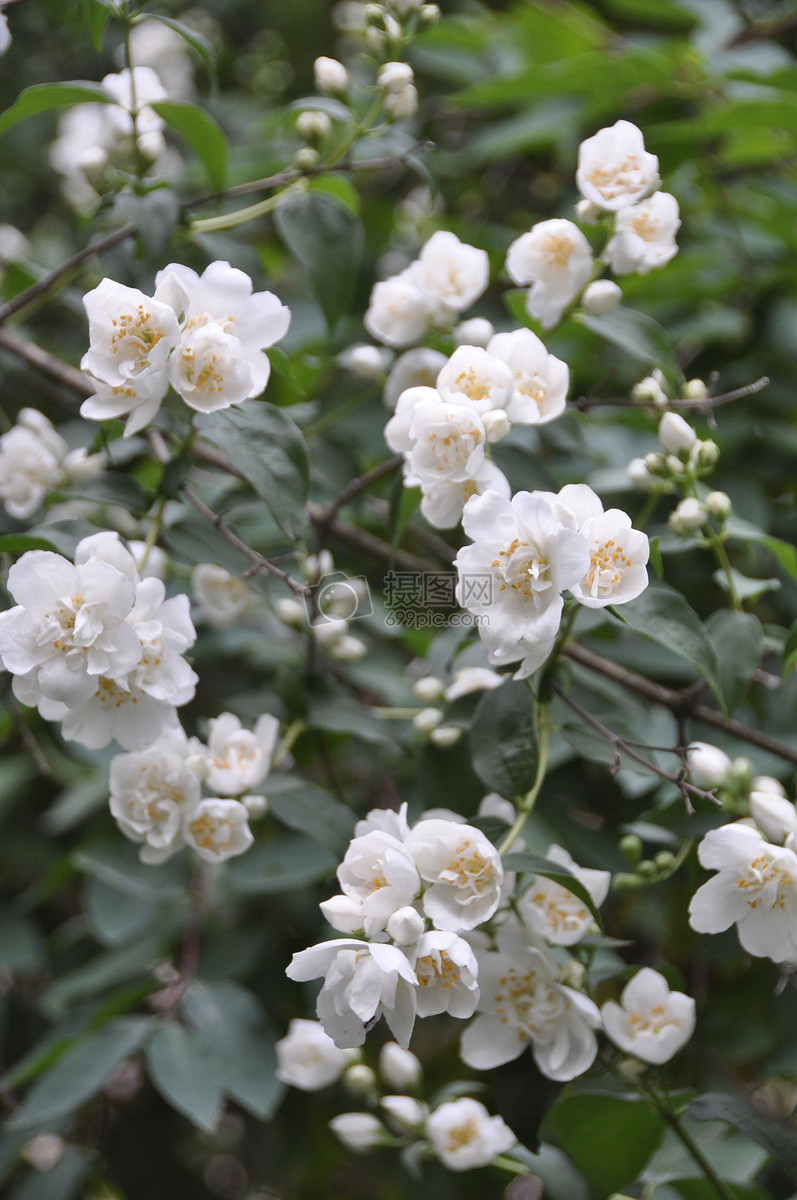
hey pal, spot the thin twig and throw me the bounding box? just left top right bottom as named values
left=571, top=375, right=769, bottom=416
left=0, top=328, right=90, bottom=400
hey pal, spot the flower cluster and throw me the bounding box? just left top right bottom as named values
left=0, top=532, right=197, bottom=750
left=0, top=407, right=102, bottom=520
left=455, top=484, right=650, bottom=677
left=108, top=710, right=278, bottom=864
left=80, top=260, right=291, bottom=435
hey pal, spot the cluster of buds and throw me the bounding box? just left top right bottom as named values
left=409, top=666, right=504, bottom=748
left=686, top=741, right=787, bottom=817
left=669, top=489, right=731, bottom=537
left=377, top=60, right=418, bottom=120
left=613, top=833, right=678, bottom=891
left=627, top=411, right=720, bottom=497
left=362, top=2, right=440, bottom=53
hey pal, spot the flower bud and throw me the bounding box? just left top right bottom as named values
left=704, top=490, right=731, bottom=521
left=643, top=451, right=667, bottom=476
left=379, top=1042, right=423, bottom=1090
left=274, top=597, right=306, bottom=627
left=384, top=84, right=418, bottom=120
left=296, top=109, right=332, bottom=142
left=637, top=858, right=657, bottom=878
left=558, top=960, right=586, bottom=989
left=344, top=1065, right=378, bottom=1097
left=632, top=376, right=667, bottom=406
left=381, top=1094, right=426, bottom=1129
left=654, top=850, right=675, bottom=870
left=312, top=617, right=347, bottom=647
left=320, top=894, right=365, bottom=934
left=668, top=497, right=705, bottom=535
left=412, top=675, right=445, bottom=701
left=694, top=438, right=719, bottom=469
left=79, top=145, right=108, bottom=187
left=732, top=756, right=754, bottom=786
left=686, top=741, right=732, bottom=788
left=366, top=25, right=387, bottom=50
left=429, top=725, right=462, bottom=748
left=751, top=775, right=787, bottom=798
left=575, top=198, right=602, bottom=224
left=658, top=411, right=696, bottom=455
left=383, top=13, right=403, bottom=37
left=453, top=317, right=495, bottom=347
left=294, top=146, right=319, bottom=170
left=419, top=3, right=441, bottom=23
left=582, top=279, right=622, bottom=315
left=665, top=454, right=684, bottom=476
left=626, top=457, right=656, bottom=491
left=619, top=834, right=643, bottom=864
left=684, top=378, right=708, bottom=400
left=338, top=343, right=392, bottom=378
left=750, top=791, right=797, bottom=845
left=386, top=905, right=426, bottom=944
left=482, top=408, right=511, bottom=443
left=329, top=1112, right=385, bottom=1151
left=377, top=61, right=414, bottom=92
left=314, top=56, right=350, bottom=94
left=613, top=872, right=643, bottom=890
left=330, top=634, right=368, bottom=662
left=413, top=706, right=444, bottom=733
left=243, top=793, right=268, bottom=818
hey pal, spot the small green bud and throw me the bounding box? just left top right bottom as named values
left=654, top=850, right=676, bottom=871
left=613, top=872, right=644, bottom=891
left=637, top=858, right=657, bottom=878
left=619, top=834, right=643, bottom=864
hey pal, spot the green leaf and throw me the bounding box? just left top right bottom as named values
left=6, top=1147, right=91, bottom=1200
left=146, top=1023, right=224, bottom=1132
left=470, top=679, right=538, bottom=798
left=725, top=515, right=797, bottom=585
left=784, top=619, right=797, bottom=678
left=112, top=188, right=181, bottom=260
left=196, top=403, right=309, bottom=539
left=689, top=1093, right=797, bottom=1182
left=307, top=173, right=361, bottom=214
left=0, top=533, right=59, bottom=554
left=0, top=913, right=46, bottom=973
left=226, top=833, right=336, bottom=895
left=611, top=586, right=724, bottom=713
left=503, top=853, right=604, bottom=929
left=265, top=775, right=354, bottom=853
left=575, top=307, right=685, bottom=392
left=139, top=14, right=218, bottom=83
left=0, top=82, right=114, bottom=137
left=706, top=610, right=763, bottom=715
left=72, top=842, right=185, bottom=901
left=274, top=188, right=365, bottom=329
left=79, top=0, right=112, bottom=52
left=84, top=877, right=166, bottom=947
left=150, top=100, right=227, bottom=193
left=7, top=1017, right=151, bottom=1129
left=550, top=1091, right=666, bottom=1197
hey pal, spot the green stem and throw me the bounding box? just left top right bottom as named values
left=492, top=1155, right=533, bottom=1177
left=137, top=495, right=167, bottom=571
left=273, top=718, right=306, bottom=764
left=708, top=531, right=742, bottom=612
left=498, top=703, right=549, bottom=856
left=192, top=182, right=303, bottom=234
left=644, top=1082, right=737, bottom=1200
left=635, top=490, right=660, bottom=530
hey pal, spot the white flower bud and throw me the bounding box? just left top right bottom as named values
left=686, top=741, right=732, bottom=788
left=393, top=0, right=423, bottom=12
left=482, top=408, right=511, bottom=443
left=429, top=725, right=462, bottom=748
left=558, top=960, right=586, bottom=990
left=386, top=905, right=426, bottom=944
left=684, top=378, right=707, bottom=399
left=751, top=775, right=787, bottom=798
left=311, top=617, right=348, bottom=647
left=665, top=454, right=684, bottom=475
left=575, top=198, right=602, bottom=224
left=379, top=1043, right=423, bottom=1090
left=330, top=634, right=368, bottom=662
left=378, top=61, right=414, bottom=92
left=412, top=707, right=444, bottom=733
left=582, top=279, right=622, bottom=315
left=320, top=894, right=365, bottom=934
left=329, top=1112, right=386, bottom=1151
left=338, top=342, right=393, bottom=378
left=627, top=456, right=656, bottom=491
left=643, top=451, right=665, bottom=475
left=668, top=497, right=705, bottom=535
left=274, top=597, right=307, bottom=627
left=705, top=490, right=731, bottom=520
left=303, top=550, right=335, bottom=579
left=750, top=790, right=797, bottom=845
left=243, top=793, right=268, bottom=818
left=631, top=376, right=668, bottom=406
left=20, top=1134, right=66, bottom=1172
left=79, top=145, right=108, bottom=187
left=366, top=25, right=387, bottom=50
left=381, top=1094, right=426, bottom=1129
left=344, top=1064, right=378, bottom=1096
left=314, top=56, right=350, bottom=94
left=419, top=3, right=441, bottom=22
left=294, top=146, right=319, bottom=170
left=412, top=675, right=445, bottom=701
left=658, top=411, right=696, bottom=455
left=453, top=317, right=495, bottom=347
left=296, top=109, right=332, bottom=141
left=694, top=438, right=720, bottom=469
left=384, top=84, right=418, bottom=120
left=383, top=12, right=403, bottom=37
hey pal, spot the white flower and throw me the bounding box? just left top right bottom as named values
left=570, top=508, right=650, bottom=609
left=486, top=328, right=570, bottom=426
left=604, top=192, right=680, bottom=275
left=426, top=1098, right=515, bottom=1171
left=168, top=322, right=254, bottom=412
left=518, top=844, right=610, bottom=946
left=336, top=830, right=421, bottom=937
left=686, top=742, right=732, bottom=788
left=410, top=232, right=489, bottom=313
left=101, top=66, right=168, bottom=141
left=455, top=490, right=590, bottom=665
left=418, top=458, right=510, bottom=531
left=413, top=707, right=444, bottom=733
left=296, top=109, right=332, bottom=141
left=750, top=791, right=797, bottom=847
left=454, top=318, right=495, bottom=348
left=183, top=798, right=254, bottom=862
left=404, top=399, right=487, bottom=485
left=0, top=14, right=11, bottom=56
left=0, top=411, right=69, bottom=519
left=379, top=1042, right=422, bottom=1090
left=80, top=276, right=184, bottom=435
left=31, top=676, right=182, bottom=751
left=127, top=18, right=196, bottom=101
left=669, top=497, right=705, bottom=535
left=286, top=939, right=418, bottom=1048
left=406, top=818, right=503, bottom=932
left=412, top=675, right=445, bottom=702
left=505, top=219, right=593, bottom=329
left=576, top=120, right=660, bottom=212
left=601, top=968, right=695, bottom=1064
left=109, top=727, right=202, bottom=864
left=338, top=343, right=393, bottom=378
left=354, top=801, right=412, bottom=842
left=444, top=667, right=504, bottom=702
left=412, top=931, right=480, bottom=1017
left=314, top=56, right=350, bottom=94
left=275, top=1019, right=355, bottom=1090
left=127, top=577, right=198, bottom=706
left=204, top=712, right=279, bottom=796
left=384, top=347, right=447, bottom=408
left=688, top=822, right=797, bottom=962
left=329, top=1113, right=385, bottom=1151
left=582, top=279, right=622, bottom=314
left=378, top=61, right=414, bottom=92
left=365, top=274, right=433, bottom=348
left=319, top=894, right=366, bottom=935
left=658, top=411, right=696, bottom=455
left=460, top=926, right=600, bottom=1079
left=191, top=563, right=252, bottom=627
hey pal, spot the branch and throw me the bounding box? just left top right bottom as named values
left=0, top=328, right=90, bottom=401
left=571, top=375, right=769, bottom=417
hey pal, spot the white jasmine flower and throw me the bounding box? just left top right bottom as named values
left=582, top=279, right=622, bottom=314
left=689, top=822, right=797, bottom=962
left=686, top=742, right=732, bottom=788
left=168, top=322, right=254, bottom=412
left=337, top=830, right=421, bottom=937
left=379, top=1042, right=422, bottom=1090
left=275, top=1019, right=355, bottom=1091
left=365, top=274, right=434, bottom=348
left=32, top=677, right=182, bottom=752
left=750, top=791, right=797, bottom=847
left=329, top=1112, right=385, bottom=1151
left=314, top=56, right=350, bottom=94
left=410, top=231, right=489, bottom=313
left=127, top=577, right=198, bottom=706
left=418, top=457, right=511, bottom=531
left=505, top=219, right=592, bottom=329
left=436, top=346, right=513, bottom=414
left=444, top=666, right=503, bottom=702
left=204, top=712, right=279, bottom=796
left=404, top=400, right=487, bottom=485
left=517, top=844, right=610, bottom=946
left=0, top=413, right=68, bottom=520
left=101, top=66, right=168, bottom=142
left=576, top=120, right=660, bottom=212
left=183, top=797, right=254, bottom=862
left=487, top=328, right=570, bottom=425
left=454, top=318, right=495, bottom=348
left=571, top=508, right=650, bottom=609
left=109, top=727, right=202, bottom=863
left=384, top=347, right=447, bottom=408
left=455, top=490, right=590, bottom=666
left=191, top=562, right=252, bottom=627
left=406, top=818, right=503, bottom=931
left=460, top=926, right=600, bottom=1079
left=601, top=967, right=695, bottom=1064
left=604, top=192, right=680, bottom=275
left=412, top=931, right=480, bottom=1018
left=426, top=1098, right=515, bottom=1171
left=286, top=939, right=418, bottom=1048
left=658, top=411, right=696, bottom=455
left=669, top=497, right=705, bottom=535
left=354, top=802, right=412, bottom=842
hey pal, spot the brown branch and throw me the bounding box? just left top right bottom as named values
left=571, top=375, right=769, bottom=417
left=0, top=328, right=90, bottom=400
left=565, top=641, right=797, bottom=768
left=319, top=456, right=402, bottom=528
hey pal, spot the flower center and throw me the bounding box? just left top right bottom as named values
left=492, top=537, right=552, bottom=604
left=585, top=538, right=631, bottom=597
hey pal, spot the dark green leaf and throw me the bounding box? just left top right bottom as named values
left=0, top=913, right=46, bottom=973
left=471, top=680, right=538, bottom=797
left=575, top=307, right=684, bottom=392
left=146, top=1022, right=224, bottom=1132
left=0, top=533, right=59, bottom=554
left=0, top=82, right=114, bottom=137
left=689, top=1093, right=797, bottom=1182
left=784, top=619, right=797, bottom=678
left=140, top=14, right=218, bottom=82
left=550, top=1091, right=666, bottom=1197
left=6, top=1147, right=91, bottom=1200
left=7, top=1017, right=151, bottom=1129
left=503, top=853, right=604, bottom=928
left=266, top=775, right=354, bottom=853
left=196, top=403, right=309, bottom=539
left=112, top=188, right=181, bottom=260
left=274, top=188, right=364, bottom=329
left=150, top=100, right=227, bottom=192
left=79, top=0, right=112, bottom=53
left=706, top=610, right=763, bottom=716
left=226, top=834, right=336, bottom=895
